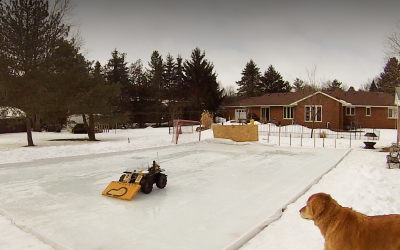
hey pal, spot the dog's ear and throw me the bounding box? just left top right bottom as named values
left=309, top=193, right=330, bottom=218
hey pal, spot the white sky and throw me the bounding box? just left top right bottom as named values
left=71, top=0, right=400, bottom=91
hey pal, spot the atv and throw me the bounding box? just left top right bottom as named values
left=118, top=160, right=167, bottom=194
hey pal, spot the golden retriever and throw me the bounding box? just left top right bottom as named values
left=299, top=192, right=400, bottom=250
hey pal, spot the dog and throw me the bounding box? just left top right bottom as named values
left=299, top=192, right=400, bottom=250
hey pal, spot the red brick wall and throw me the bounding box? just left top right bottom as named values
left=294, top=94, right=342, bottom=130
left=343, top=107, right=396, bottom=129
left=224, top=95, right=397, bottom=129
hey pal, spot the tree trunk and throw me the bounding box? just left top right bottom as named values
left=33, top=114, right=41, bottom=132
left=82, top=114, right=96, bottom=141
left=26, top=116, right=35, bottom=146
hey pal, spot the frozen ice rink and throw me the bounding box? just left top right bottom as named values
left=0, top=139, right=348, bottom=250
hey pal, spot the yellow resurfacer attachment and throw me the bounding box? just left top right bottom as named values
left=102, top=181, right=141, bottom=201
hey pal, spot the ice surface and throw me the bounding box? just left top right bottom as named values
left=0, top=128, right=399, bottom=250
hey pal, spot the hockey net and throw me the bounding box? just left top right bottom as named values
left=171, top=119, right=202, bottom=144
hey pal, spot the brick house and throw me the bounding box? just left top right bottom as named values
left=223, top=90, right=397, bottom=130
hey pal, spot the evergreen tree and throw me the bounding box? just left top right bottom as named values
left=325, top=79, right=343, bottom=91
left=369, top=80, right=379, bottom=92
left=261, top=65, right=291, bottom=93
left=0, top=0, right=71, bottom=146
left=379, top=57, right=400, bottom=94
left=148, top=51, right=164, bottom=92
left=174, top=55, right=185, bottom=100
left=68, top=60, right=120, bottom=141
left=293, top=78, right=305, bottom=92
left=332, top=79, right=342, bottom=89
left=46, top=39, right=85, bottom=125
left=147, top=50, right=165, bottom=123
left=163, top=53, right=176, bottom=96
left=236, top=60, right=262, bottom=97
left=130, top=59, right=147, bottom=86
left=183, top=47, right=223, bottom=117
left=130, top=59, right=150, bottom=126
left=167, top=55, right=185, bottom=121
left=347, top=86, right=356, bottom=92
left=105, top=49, right=131, bottom=115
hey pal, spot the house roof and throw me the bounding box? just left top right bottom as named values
left=329, top=91, right=394, bottom=106
left=225, top=92, right=310, bottom=107
left=224, top=91, right=395, bottom=107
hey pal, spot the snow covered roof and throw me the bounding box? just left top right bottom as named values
left=0, top=107, right=25, bottom=119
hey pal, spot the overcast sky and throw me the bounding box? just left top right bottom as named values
left=71, top=0, right=400, bottom=91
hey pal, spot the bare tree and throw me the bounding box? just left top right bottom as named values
left=297, top=66, right=331, bottom=136
left=223, top=84, right=237, bottom=97
left=385, top=19, right=400, bottom=60
left=304, top=65, right=324, bottom=91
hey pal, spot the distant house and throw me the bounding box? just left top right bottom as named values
left=223, top=89, right=396, bottom=130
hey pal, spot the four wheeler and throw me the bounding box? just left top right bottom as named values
left=118, top=160, right=167, bottom=194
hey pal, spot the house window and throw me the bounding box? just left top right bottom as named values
left=366, top=107, right=371, bottom=116
left=305, top=105, right=322, bottom=122
left=283, top=106, right=294, bottom=119
left=388, top=107, right=398, bottom=119
left=261, top=107, right=270, bottom=122
left=346, top=107, right=355, bottom=116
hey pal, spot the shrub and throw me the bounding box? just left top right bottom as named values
left=201, top=111, right=213, bottom=130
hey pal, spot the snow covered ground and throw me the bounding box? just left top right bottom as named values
left=0, top=126, right=398, bottom=250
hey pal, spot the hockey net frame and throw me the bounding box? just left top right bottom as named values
left=171, top=119, right=202, bottom=144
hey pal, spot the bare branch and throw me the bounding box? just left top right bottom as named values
left=384, top=19, right=400, bottom=60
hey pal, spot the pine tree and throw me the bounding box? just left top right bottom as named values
left=148, top=51, right=164, bottom=92
left=147, top=50, right=165, bottom=123
left=68, top=60, right=120, bottom=141
left=236, top=60, right=262, bottom=97
left=105, top=49, right=131, bottom=115
left=347, top=86, right=356, bottom=92
left=379, top=57, right=400, bottom=94
left=183, top=47, right=223, bottom=117
left=325, top=79, right=343, bottom=91
left=130, top=59, right=150, bottom=126
left=369, top=80, right=379, bottom=92
left=261, top=65, right=291, bottom=93
left=174, top=55, right=185, bottom=100
left=293, top=78, right=305, bottom=92
left=130, top=59, right=147, bottom=86
left=163, top=53, right=176, bottom=96
left=0, top=0, right=71, bottom=146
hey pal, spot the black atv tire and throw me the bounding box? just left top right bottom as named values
left=119, top=174, right=126, bottom=182
left=140, top=178, right=153, bottom=194
left=156, top=174, right=167, bottom=189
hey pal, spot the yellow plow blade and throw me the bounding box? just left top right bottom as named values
left=102, top=181, right=141, bottom=200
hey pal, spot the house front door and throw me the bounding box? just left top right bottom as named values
left=261, top=107, right=270, bottom=123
